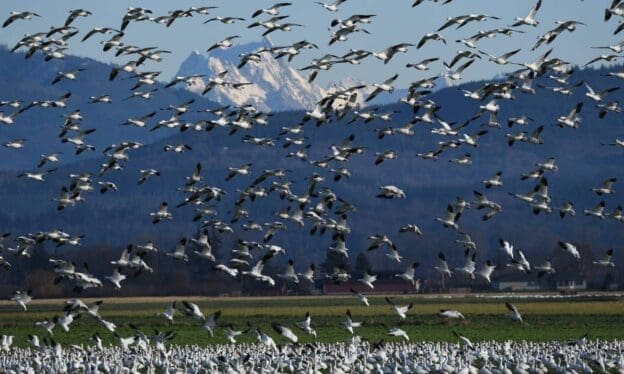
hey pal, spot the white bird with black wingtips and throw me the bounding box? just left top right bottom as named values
left=182, top=301, right=205, bottom=321
left=357, top=270, right=377, bottom=289
left=505, top=302, right=524, bottom=324
left=150, top=202, right=172, bottom=224
left=385, top=297, right=413, bottom=319
left=511, top=0, right=542, bottom=27
left=296, top=312, right=317, bottom=338
left=342, top=309, right=362, bottom=334
left=202, top=310, right=221, bottom=337
left=11, top=290, right=32, bottom=311
left=591, top=178, right=616, bottom=195
left=558, top=241, right=581, bottom=260
left=593, top=249, right=615, bottom=267
left=157, top=301, right=177, bottom=325
left=272, top=322, right=298, bottom=343
left=167, top=238, right=189, bottom=262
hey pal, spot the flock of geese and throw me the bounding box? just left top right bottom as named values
left=0, top=338, right=623, bottom=372
left=1, top=0, right=624, bottom=368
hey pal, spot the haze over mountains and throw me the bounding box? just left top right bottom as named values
left=0, top=46, right=622, bottom=275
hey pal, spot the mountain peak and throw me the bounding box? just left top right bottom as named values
left=177, top=39, right=326, bottom=111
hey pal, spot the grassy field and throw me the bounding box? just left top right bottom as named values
left=0, top=294, right=623, bottom=346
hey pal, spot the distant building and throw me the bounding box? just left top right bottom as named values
left=555, top=279, right=587, bottom=291
left=323, top=280, right=419, bottom=295
left=495, top=280, right=541, bottom=292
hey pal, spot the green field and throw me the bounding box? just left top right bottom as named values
left=1, top=294, right=623, bottom=347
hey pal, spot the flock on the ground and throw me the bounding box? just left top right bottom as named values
left=0, top=0, right=623, bottom=359
left=1, top=338, right=623, bottom=372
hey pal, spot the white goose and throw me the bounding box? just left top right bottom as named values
left=377, top=185, right=406, bottom=199
left=583, top=201, right=606, bottom=219
left=482, top=171, right=503, bottom=189
left=417, top=32, right=446, bottom=49
left=138, top=169, right=160, bottom=184
left=52, top=69, right=85, bottom=85
left=328, top=236, right=349, bottom=257
left=316, top=0, right=347, bottom=12
left=224, top=324, right=244, bottom=343
left=105, top=267, right=126, bottom=289
left=0, top=111, right=18, bottom=125
left=55, top=311, right=79, bottom=332
left=207, top=35, right=240, bottom=52
left=121, top=112, right=156, bottom=128
left=449, top=153, right=472, bottom=166
left=373, top=43, right=414, bottom=64
left=202, top=310, right=221, bottom=337
left=366, top=74, right=399, bottom=102
left=191, top=230, right=215, bottom=261
left=556, top=103, right=583, bottom=128
left=251, top=2, right=292, bottom=18
left=357, top=270, right=377, bottom=289
left=298, top=263, right=315, bottom=283
left=204, top=16, right=245, bottom=24
left=254, top=328, right=277, bottom=351
left=476, top=260, right=496, bottom=284
left=558, top=241, right=581, bottom=260
left=511, top=0, right=542, bottom=27
left=584, top=82, right=619, bottom=102
left=385, top=297, right=413, bottom=319
left=456, top=232, right=476, bottom=250
left=17, top=168, right=57, bottom=182
left=454, top=250, right=476, bottom=279
left=499, top=239, right=514, bottom=259
left=226, top=163, right=252, bottom=181
left=182, top=301, right=205, bottom=320
left=2, top=11, right=41, bottom=28
left=185, top=163, right=203, bottom=186
left=387, top=326, right=410, bottom=341
left=443, top=59, right=474, bottom=81
left=537, top=157, right=558, bottom=173
left=11, top=290, right=32, bottom=311
left=385, top=245, right=403, bottom=263
left=163, top=144, right=192, bottom=153
left=505, top=302, right=524, bottom=324
left=295, top=312, right=317, bottom=338
left=167, top=238, right=188, bottom=262
left=399, top=224, right=423, bottom=235
left=350, top=288, right=369, bottom=306
left=150, top=202, right=172, bottom=224
left=272, top=323, right=298, bottom=343
left=3, top=139, right=26, bottom=149
left=214, top=263, right=239, bottom=278
left=439, top=309, right=465, bottom=320
left=434, top=252, right=453, bottom=278
left=342, top=309, right=363, bottom=334
left=535, top=259, right=556, bottom=277
left=277, top=259, right=299, bottom=283
left=436, top=205, right=461, bottom=230
left=591, top=178, right=616, bottom=195
left=157, top=301, right=176, bottom=324
left=556, top=201, right=576, bottom=218
left=479, top=48, right=521, bottom=65
left=242, top=254, right=276, bottom=286
left=406, top=57, right=439, bottom=71
left=453, top=331, right=474, bottom=349
left=37, top=152, right=62, bottom=168
left=593, top=249, right=615, bottom=267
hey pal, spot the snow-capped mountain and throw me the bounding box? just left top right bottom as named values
left=176, top=38, right=447, bottom=112
left=176, top=38, right=327, bottom=112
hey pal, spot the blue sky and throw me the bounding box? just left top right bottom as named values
left=0, top=0, right=619, bottom=87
